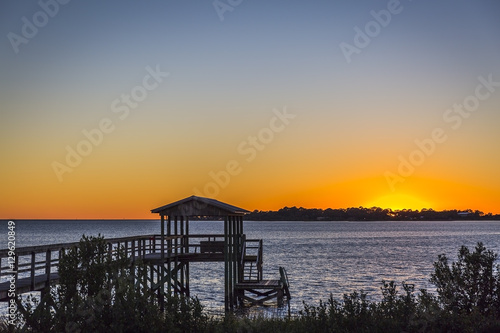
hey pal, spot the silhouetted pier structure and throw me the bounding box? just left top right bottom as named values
left=0, top=196, right=290, bottom=311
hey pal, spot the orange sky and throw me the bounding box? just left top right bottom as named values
left=1, top=2, right=500, bottom=219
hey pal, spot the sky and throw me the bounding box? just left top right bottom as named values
left=1, top=0, right=500, bottom=219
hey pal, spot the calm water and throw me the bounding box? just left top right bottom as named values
left=2, top=219, right=500, bottom=313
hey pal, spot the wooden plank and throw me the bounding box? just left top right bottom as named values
left=30, top=252, right=35, bottom=290
left=45, top=250, right=50, bottom=285
left=200, top=241, right=225, bottom=253
left=235, top=280, right=282, bottom=289
left=0, top=234, right=160, bottom=257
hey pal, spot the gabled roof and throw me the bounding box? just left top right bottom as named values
left=151, top=195, right=249, bottom=217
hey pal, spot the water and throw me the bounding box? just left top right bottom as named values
left=2, top=219, right=500, bottom=314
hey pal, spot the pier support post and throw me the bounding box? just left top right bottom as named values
left=224, top=216, right=229, bottom=311
left=149, top=196, right=248, bottom=312
left=224, top=215, right=244, bottom=311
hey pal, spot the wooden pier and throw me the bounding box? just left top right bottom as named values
left=0, top=196, right=290, bottom=311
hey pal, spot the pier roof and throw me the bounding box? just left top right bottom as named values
left=151, top=195, right=249, bottom=217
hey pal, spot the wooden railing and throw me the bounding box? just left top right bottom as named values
left=0, top=233, right=230, bottom=300
left=0, top=235, right=157, bottom=290
left=240, top=239, right=263, bottom=282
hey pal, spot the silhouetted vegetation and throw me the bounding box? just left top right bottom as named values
left=246, top=206, right=500, bottom=221
left=11, top=235, right=209, bottom=333
left=6, top=238, right=500, bottom=332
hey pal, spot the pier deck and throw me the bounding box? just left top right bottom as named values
left=1, top=195, right=290, bottom=311
left=0, top=233, right=289, bottom=304
left=0, top=234, right=226, bottom=301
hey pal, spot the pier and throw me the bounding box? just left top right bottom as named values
left=0, top=196, right=290, bottom=311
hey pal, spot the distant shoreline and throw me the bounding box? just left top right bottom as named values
left=2, top=206, right=499, bottom=222
left=245, top=207, right=500, bottom=222
left=3, top=218, right=500, bottom=222
left=0, top=219, right=159, bottom=222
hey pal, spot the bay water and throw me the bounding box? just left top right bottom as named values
left=2, top=219, right=500, bottom=313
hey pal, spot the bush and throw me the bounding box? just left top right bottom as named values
left=15, top=235, right=208, bottom=333
left=430, top=242, right=500, bottom=316
left=210, top=242, right=500, bottom=333
left=10, top=239, right=500, bottom=333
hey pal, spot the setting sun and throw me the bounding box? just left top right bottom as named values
left=366, top=194, right=433, bottom=211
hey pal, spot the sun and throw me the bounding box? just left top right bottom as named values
left=366, top=194, right=432, bottom=211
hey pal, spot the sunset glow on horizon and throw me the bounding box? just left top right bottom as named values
left=1, top=1, right=500, bottom=219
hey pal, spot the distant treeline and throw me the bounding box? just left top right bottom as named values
left=246, top=207, right=500, bottom=221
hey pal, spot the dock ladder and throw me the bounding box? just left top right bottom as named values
left=240, top=238, right=262, bottom=282
left=236, top=237, right=291, bottom=306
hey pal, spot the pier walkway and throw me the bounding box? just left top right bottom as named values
left=0, top=233, right=289, bottom=305
left=1, top=196, right=290, bottom=311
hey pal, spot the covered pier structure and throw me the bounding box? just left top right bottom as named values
left=0, top=196, right=290, bottom=312
left=149, top=195, right=290, bottom=311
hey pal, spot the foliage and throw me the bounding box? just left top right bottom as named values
left=163, top=294, right=209, bottom=333
left=209, top=243, right=500, bottom=333
left=8, top=240, right=500, bottom=332
left=246, top=207, right=500, bottom=221
left=428, top=242, right=500, bottom=331
left=14, top=235, right=208, bottom=333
